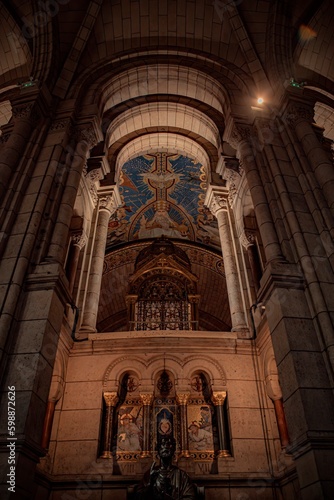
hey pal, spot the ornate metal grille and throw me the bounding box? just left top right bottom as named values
left=134, top=277, right=192, bottom=331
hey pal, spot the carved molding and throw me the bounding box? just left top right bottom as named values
left=50, top=118, right=72, bottom=132
left=228, top=123, right=253, bottom=149
left=103, top=391, right=118, bottom=407
left=212, top=391, right=227, bottom=406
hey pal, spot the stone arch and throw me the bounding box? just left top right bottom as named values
left=115, top=133, right=210, bottom=175
left=103, top=356, right=149, bottom=389
left=183, top=355, right=227, bottom=386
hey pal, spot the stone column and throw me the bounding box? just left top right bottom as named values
left=46, top=125, right=99, bottom=264
left=140, top=393, right=153, bottom=458
left=227, top=122, right=284, bottom=263
left=100, top=392, right=118, bottom=458
left=205, top=185, right=248, bottom=331
left=81, top=187, right=121, bottom=332
left=176, top=392, right=190, bottom=458
left=285, top=100, right=334, bottom=210
left=212, top=391, right=230, bottom=457
left=66, top=231, right=88, bottom=293
left=240, top=230, right=262, bottom=291
left=0, top=97, right=40, bottom=204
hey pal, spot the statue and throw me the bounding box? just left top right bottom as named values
left=135, top=436, right=197, bottom=499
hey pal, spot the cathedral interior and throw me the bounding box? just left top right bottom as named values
left=0, top=0, right=334, bottom=499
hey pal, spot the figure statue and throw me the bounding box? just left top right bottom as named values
left=135, top=436, right=197, bottom=499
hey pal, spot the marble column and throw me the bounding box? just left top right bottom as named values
left=212, top=391, right=230, bottom=457
left=176, top=392, right=191, bottom=458
left=240, top=230, right=262, bottom=291
left=140, top=393, right=153, bottom=458
left=81, top=187, right=121, bottom=332
left=100, top=392, right=118, bottom=458
left=205, top=185, right=248, bottom=331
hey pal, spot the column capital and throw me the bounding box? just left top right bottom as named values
left=240, top=230, right=256, bottom=249
left=71, top=230, right=88, bottom=250
left=212, top=391, right=227, bottom=406
left=176, top=392, right=191, bottom=405
left=283, top=100, right=315, bottom=128
left=226, top=121, right=255, bottom=150
left=98, top=185, right=122, bottom=216
left=204, top=184, right=229, bottom=217
left=140, top=393, right=153, bottom=405
left=103, top=391, right=118, bottom=407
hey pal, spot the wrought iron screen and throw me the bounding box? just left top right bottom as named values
left=134, top=277, right=192, bottom=330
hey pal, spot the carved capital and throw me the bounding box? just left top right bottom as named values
left=99, top=195, right=116, bottom=214
left=240, top=230, right=256, bottom=249
left=229, top=123, right=253, bottom=149
left=103, top=391, right=118, bottom=407
left=50, top=118, right=72, bottom=132
left=140, top=393, right=153, bottom=406
left=210, top=194, right=228, bottom=216
left=71, top=231, right=88, bottom=250
left=74, top=125, right=98, bottom=149
left=212, top=391, right=227, bottom=406
left=12, top=102, right=34, bottom=119
left=284, top=102, right=314, bottom=127
left=176, top=392, right=190, bottom=405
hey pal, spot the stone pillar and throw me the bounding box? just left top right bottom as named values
left=176, top=392, right=190, bottom=458
left=212, top=391, right=230, bottom=457
left=46, top=125, right=99, bottom=264
left=81, top=187, right=121, bottom=332
left=227, top=123, right=284, bottom=263
left=205, top=185, right=248, bottom=331
left=140, top=393, right=153, bottom=458
left=0, top=96, right=40, bottom=205
left=126, top=295, right=138, bottom=330
left=100, top=392, right=118, bottom=459
left=285, top=100, right=334, bottom=210
left=240, top=230, right=262, bottom=291
left=66, top=231, right=88, bottom=293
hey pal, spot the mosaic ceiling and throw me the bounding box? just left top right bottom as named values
left=106, top=153, right=220, bottom=251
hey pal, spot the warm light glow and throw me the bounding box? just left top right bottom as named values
left=257, top=97, right=264, bottom=104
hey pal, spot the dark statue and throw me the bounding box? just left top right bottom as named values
left=135, top=437, right=197, bottom=499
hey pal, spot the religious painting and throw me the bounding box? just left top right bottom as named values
left=157, top=408, right=174, bottom=439
left=187, top=403, right=215, bottom=452
left=106, top=153, right=220, bottom=251
left=116, top=404, right=143, bottom=453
